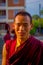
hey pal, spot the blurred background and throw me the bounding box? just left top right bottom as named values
left=0, top=0, right=43, bottom=64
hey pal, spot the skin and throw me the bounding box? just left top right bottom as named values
left=2, top=14, right=32, bottom=65
left=2, top=44, right=7, bottom=65
left=14, top=15, right=32, bottom=44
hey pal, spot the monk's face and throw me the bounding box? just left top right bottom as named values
left=14, top=15, right=32, bottom=40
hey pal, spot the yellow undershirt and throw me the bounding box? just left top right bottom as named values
left=15, top=40, right=20, bottom=51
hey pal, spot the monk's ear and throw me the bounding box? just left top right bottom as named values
left=30, top=24, right=33, bottom=30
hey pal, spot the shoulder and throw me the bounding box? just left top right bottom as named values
left=5, top=39, right=16, bottom=49
left=30, top=36, right=43, bottom=47
left=30, top=35, right=43, bottom=47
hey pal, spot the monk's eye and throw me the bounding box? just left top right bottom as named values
left=23, top=23, right=28, bottom=27
left=16, top=23, right=21, bottom=27
left=15, top=23, right=28, bottom=27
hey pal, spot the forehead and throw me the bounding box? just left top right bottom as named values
left=14, top=15, right=30, bottom=23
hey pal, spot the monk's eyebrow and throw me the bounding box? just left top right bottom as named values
left=15, top=23, right=28, bottom=27
left=15, top=23, right=28, bottom=25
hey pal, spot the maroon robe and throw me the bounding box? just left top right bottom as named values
left=9, top=36, right=43, bottom=65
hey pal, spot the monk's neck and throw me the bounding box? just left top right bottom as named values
left=17, top=35, right=30, bottom=45
left=17, top=38, right=25, bottom=45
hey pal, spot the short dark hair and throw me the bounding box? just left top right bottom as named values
left=14, top=11, right=32, bottom=24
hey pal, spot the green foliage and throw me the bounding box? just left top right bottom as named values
left=32, top=15, right=40, bottom=20
left=31, top=14, right=43, bottom=35
left=32, top=19, right=39, bottom=28
left=39, top=18, right=43, bottom=27
left=32, top=18, right=43, bottom=29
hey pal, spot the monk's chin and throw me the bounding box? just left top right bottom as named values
left=18, top=36, right=28, bottom=41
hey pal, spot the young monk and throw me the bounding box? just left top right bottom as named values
left=2, top=11, right=43, bottom=65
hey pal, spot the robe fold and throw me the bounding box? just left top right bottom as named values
left=7, top=36, right=43, bottom=65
